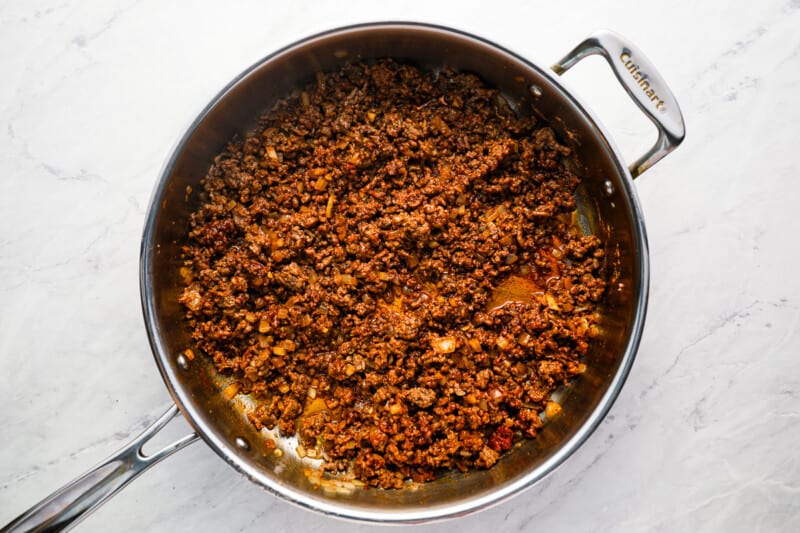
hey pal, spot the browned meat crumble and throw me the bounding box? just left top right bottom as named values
left=179, top=60, right=605, bottom=488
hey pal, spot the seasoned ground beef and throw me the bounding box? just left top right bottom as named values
left=179, top=60, right=605, bottom=488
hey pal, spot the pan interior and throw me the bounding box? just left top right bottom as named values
left=141, top=23, right=645, bottom=521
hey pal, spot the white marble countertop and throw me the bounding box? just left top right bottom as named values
left=2, top=0, right=799, bottom=531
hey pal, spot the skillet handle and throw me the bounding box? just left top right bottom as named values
left=1, top=405, right=198, bottom=533
left=551, top=30, right=686, bottom=178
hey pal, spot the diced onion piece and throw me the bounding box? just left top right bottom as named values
left=431, top=336, right=457, bottom=354
left=545, top=293, right=561, bottom=311
left=545, top=401, right=562, bottom=419
left=495, top=336, right=512, bottom=351
left=488, top=387, right=505, bottom=401
left=313, top=177, right=328, bottom=191
left=223, top=382, right=240, bottom=400
left=517, top=332, right=533, bottom=346
left=325, top=195, right=336, bottom=218
left=179, top=267, right=193, bottom=283
left=280, top=339, right=297, bottom=352
left=334, top=274, right=357, bottom=287
left=184, top=290, right=202, bottom=312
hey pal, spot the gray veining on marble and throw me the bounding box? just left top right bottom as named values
left=2, top=0, right=799, bottom=531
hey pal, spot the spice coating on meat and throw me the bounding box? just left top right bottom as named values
left=180, top=61, right=605, bottom=488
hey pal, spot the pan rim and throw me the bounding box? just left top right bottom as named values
left=139, top=20, right=649, bottom=524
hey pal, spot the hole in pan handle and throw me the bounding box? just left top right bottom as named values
left=551, top=29, right=686, bottom=179
left=1, top=405, right=198, bottom=533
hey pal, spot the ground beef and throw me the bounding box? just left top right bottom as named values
left=179, top=60, right=605, bottom=488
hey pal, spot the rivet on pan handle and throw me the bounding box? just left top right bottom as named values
left=1, top=405, right=198, bottom=533
left=552, top=30, right=686, bottom=178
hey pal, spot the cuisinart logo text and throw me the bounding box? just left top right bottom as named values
left=619, top=51, right=666, bottom=111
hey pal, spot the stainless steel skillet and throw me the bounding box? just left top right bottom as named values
left=3, top=22, right=684, bottom=531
